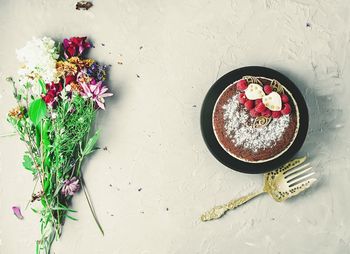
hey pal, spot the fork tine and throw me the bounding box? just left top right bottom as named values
left=289, top=178, right=317, bottom=190
left=284, top=162, right=311, bottom=177
left=279, top=156, right=307, bottom=173
left=286, top=166, right=313, bottom=180
left=288, top=172, right=315, bottom=186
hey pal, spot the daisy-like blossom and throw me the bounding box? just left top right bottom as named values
left=61, top=177, right=80, bottom=197
left=80, top=80, right=113, bottom=110
left=16, top=37, right=59, bottom=87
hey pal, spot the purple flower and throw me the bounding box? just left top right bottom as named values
left=61, top=177, right=80, bottom=196
left=87, top=62, right=107, bottom=81
left=12, top=206, right=24, bottom=219
left=80, top=81, right=113, bottom=110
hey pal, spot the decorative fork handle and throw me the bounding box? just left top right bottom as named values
left=200, top=190, right=265, bottom=222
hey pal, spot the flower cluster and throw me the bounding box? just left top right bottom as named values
left=7, top=36, right=111, bottom=254
left=15, top=36, right=112, bottom=111
left=62, top=177, right=80, bottom=196
left=16, top=37, right=59, bottom=97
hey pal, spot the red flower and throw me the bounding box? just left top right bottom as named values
left=63, top=37, right=91, bottom=58
left=65, top=75, right=76, bottom=84
left=42, top=82, right=63, bottom=107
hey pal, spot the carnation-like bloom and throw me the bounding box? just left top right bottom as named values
left=61, top=177, right=80, bottom=197
left=56, top=61, right=78, bottom=77
left=68, top=56, right=94, bottom=69
left=42, top=82, right=63, bottom=107
left=65, top=75, right=76, bottom=85
left=63, top=37, right=91, bottom=58
left=80, top=81, right=113, bottom=110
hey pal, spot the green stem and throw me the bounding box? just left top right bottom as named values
left=0, top=132, right=17, bottom=138
left=41, top=120, right=60, bottom=239
left=81, top=177, right=104, bottom=236
left=25, top=177, right=39, bottom=210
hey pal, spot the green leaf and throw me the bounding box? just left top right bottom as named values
left=24, top=82, right=31, bottom=89
left=44, top=156, right=51, bottom=169
left=22, top=154, right=34, bottom=173
left=36, top=241, right=39, bottom=254
left=41, top=120, right=51, bottom=148
left=35, top=126, right=41, bottom=147
left=31, top=208, right=39, bottom=214
left=43, top=178, right=50, bottom=193
left=38, top=79, right=46, bottom=94
left=65, top=214, right=78, bottom=221
left=28, top=99, right=47, bottom=126
left=83, top=130, right=100, bottom=156
left=52, top=206, right=77, bottom=213
left=53, top=182, right=64, bottom=197
left=41, top=198, right=47, bottom=208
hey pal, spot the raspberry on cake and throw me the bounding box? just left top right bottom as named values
left=212, top=76, right=299, bottom=163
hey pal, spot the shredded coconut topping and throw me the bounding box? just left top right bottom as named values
left=222, top=95, right=290, bottom=152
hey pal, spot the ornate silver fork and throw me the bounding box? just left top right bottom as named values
left=201, top=157, right=316, bottom=221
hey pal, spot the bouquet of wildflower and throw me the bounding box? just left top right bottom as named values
left=7, top=36, right=112, bottom=253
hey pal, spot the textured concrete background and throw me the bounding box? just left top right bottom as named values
left=0, top=0, right=350, bottom=253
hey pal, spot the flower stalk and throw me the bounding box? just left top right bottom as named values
left=7, top=36, right=112, bottom=254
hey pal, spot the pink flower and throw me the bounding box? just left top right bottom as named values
left=80, top=81, right=113, bottom=110
left=61, top=177, right=80, bottom=196
left=63, top=37, right=91, bottom=58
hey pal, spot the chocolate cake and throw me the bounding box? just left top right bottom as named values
left=212, top=76, right=299, bottom=163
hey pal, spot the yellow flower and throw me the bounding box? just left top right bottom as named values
left=8, top=106, right=25, bottom=120
left=70, top=82, right=83, bottom=93
left=68, top=57, right=94, bottom=69
left=56, top=61, right=78, bottom=77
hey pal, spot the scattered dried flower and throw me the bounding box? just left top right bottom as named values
left=12, top=206, right=24, bottom=219
left=76, top=1, right=93, bottom=10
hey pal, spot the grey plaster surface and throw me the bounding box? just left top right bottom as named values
left=0, top=0, right=349, bottom=253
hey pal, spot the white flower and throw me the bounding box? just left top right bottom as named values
left=16, top=37, right=59, bottom=97
left=65, top=84, right=72, bottom=92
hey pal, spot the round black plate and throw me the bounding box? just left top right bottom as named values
left=200, top=66, right=309, bottom=174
